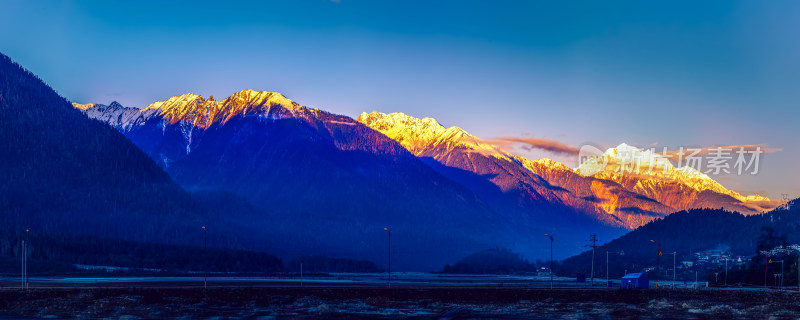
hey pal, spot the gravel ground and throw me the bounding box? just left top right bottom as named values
left=0, top=287, right=798, bottom=319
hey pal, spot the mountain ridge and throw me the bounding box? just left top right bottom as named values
left=76, top=92, right=535, bottom=270
left=578, top=143, right=780, bottom=213
left=357, top=111, right=779, bottom=228
left=358, top=111, right=672, bottom=230
left=74, top=91, right=784, bottom=266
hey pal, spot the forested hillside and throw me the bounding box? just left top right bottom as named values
left=0, top=52, right=211, bottom=243
left=561, top=200, right=800, bottom=285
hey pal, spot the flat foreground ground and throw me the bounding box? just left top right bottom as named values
left=1, top=286, right=799, bottom=319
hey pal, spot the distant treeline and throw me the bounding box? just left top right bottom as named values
left=0, top=228, right=283, bottom=274
left=286, top=255, right=382, bottom=273
left=0, top=229, right=383, bottom=275
left=440, top=248, right=548, bottom=274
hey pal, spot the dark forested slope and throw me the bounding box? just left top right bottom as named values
left=561, top=199, right=800, bottom=278
left=0, top=52, right=212, bottom=244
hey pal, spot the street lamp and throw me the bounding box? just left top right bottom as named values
left=20, top=238, right=24, bottom=289
left=669, top=252, right=677, bottom=288
left=774, top=260, right=784, bottom=290
left=202, top=226, right=207, bottom=289
left=384, top=227, right=391, bottom=288
left=761, top=250, right=769, bottom=290
left=650, top=240, right=661, bottom=288
left=724, top=257, right=728, bottom=287
left=544, top=234, right=554, bottom=289
left=25, top=229, right=29, bottom=290
left=606, top=250, right=624, bottom=286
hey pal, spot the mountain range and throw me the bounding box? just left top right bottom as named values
left=1, top=48, right=783, bottom=271
left=70, top=90, right=781, bottom=268
left=74, top=90, right=533, bottom=269
left=357, top=112, right=780, bottom=227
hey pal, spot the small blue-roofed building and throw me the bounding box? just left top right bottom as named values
left=621, top=273, right=649, bottom=289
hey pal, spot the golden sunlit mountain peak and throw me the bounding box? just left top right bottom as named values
left=360, top=111, right=784, bottom=222
left=141, top=90, right=308, bottom=128
left=71, top=102, right=97, bottom=110
left=577, top=143, right=780, bottom=212
left=527, top=158, right=572, bottom=171
left=356, top=111, right=509, bottom=158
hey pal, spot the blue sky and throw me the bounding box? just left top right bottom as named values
left=2, top=0, right=798, bottom=198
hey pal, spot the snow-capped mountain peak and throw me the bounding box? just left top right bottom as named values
left=356, top=111, right=509, bottom=158
left=141, top=90, right=307, bottom=128
left=359, top=111, right=781, bottom=219
left=578, top=143, right=775, bottom=206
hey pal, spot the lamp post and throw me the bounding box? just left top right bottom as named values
left=202, top=226, right=207, bottom=289
left=724, top=258, right=728, bottom=287
left=761, top=251, right=769, bottom=290
left=774, top=260, right=784, bottom=290
left=544, top=234, right=554, bottom=289
left=781, top=260, right=785, bottom=290
left=650, top=240, right=660, bottom=288
left=606, top=250, right=624, bottom=286
left=670, top=252, right=677, bottom=288
left=20, top=239, right=24, bottom=289
left=384, top=227, right=391, bottom=288
left=25, top=229, right=29, bottom=290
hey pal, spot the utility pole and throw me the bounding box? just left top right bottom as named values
left=606, top=250, right=624, bottom=287
left=384, top=228, right=391, bottom=288
left=544, top=234, right=554, bottom=289
left=588, top=235, right=597, bottom=287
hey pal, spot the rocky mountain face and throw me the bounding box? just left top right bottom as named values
left=77, top=91, right=555, bottom=269
left=357, top=112, right=779, bottom=230
left=575, top=143, right=781, bottom=214
left=357, top=112, right=671, bottom=230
